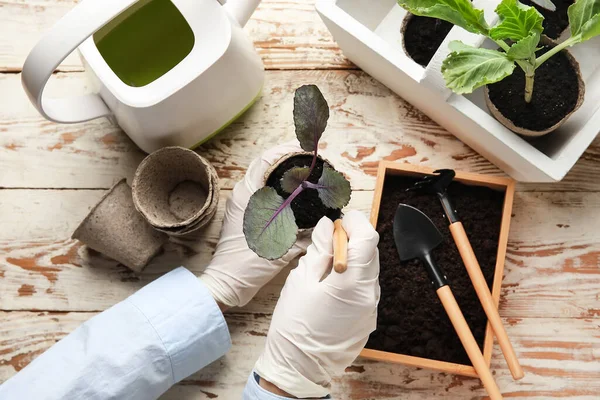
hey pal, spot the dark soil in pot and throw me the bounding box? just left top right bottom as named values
left=366, top=174, right=505, bottom=366
left=486, top=45, right=582, bottom=134
left=266, top=155, right=342, bottom=229
left=402, top=14, right=453, bottom=67
left=521, top=0, right=574, bottom=39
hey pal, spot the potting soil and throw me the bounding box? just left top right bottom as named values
left=521, top=0, right=574, bottom=39
left=402, top=16, right=453, bottom=67
left=266, top=155, right=342, bottom=229
left=487, top=46, right=580, bottom=132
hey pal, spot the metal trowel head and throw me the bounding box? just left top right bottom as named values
left=393, top=204, right=444, bottom=261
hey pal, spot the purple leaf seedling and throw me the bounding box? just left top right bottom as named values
left=243, top=85, right=351, bottom=260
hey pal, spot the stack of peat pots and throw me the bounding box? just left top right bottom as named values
left=72, top=147, right=219, bottom=273
left=132, top=147, right=220, bottom=239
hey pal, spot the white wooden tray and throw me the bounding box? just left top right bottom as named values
left=316, top=0, right=600, bottom=182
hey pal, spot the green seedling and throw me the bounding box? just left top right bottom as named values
left=243, top=85, right=351, bottom=260
left=398, top=0, right=600, bottom=103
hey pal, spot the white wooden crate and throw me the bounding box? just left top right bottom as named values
left=316, top=0, right=600, bottom=182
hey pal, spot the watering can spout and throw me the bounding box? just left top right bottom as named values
left=223, top=0, right=261, bottom=27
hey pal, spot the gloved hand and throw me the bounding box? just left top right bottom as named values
left=199, top=143, right=311, bottom=309
left=254, top=211, right=380, bottom=398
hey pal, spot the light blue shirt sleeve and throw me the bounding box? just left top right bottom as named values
left=0, top=267, right=231, bottom=400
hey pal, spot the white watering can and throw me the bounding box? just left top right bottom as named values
left=22, top=0, right=264, bottom=153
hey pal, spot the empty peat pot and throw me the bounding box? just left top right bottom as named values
left=157, top=167, right=220, bottom=239
left=72, top=179, right=168, bottom=272
left=132, top=146, right=219, bottom=237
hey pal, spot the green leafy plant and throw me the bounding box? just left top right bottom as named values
left=398, top=0, right=600, bottom=103
left=243, top=85, right=351, bottom=260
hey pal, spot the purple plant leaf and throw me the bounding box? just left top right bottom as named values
left=293, top=85, right=330, bottom=153
left=243, top=187, right=299, bottom=260
left=316, top=167, right=352, bottom=209
left=281, top=167, right=311, bottom=193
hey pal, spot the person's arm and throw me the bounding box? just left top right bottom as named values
left=242, top=211, right=381, bottom=399
left=0, top=143, right=310, bottom=400
left=0, top=267, right=230, bottom=400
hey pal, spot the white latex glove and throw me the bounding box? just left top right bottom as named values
left=199, top=143, right=311, bottom=308
left=255, top=211, right=380, bottom=398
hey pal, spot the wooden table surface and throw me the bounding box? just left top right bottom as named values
left=1, top=1, right=599, bottom=398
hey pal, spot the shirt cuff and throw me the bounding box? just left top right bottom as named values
left=128, top=266, right=231, bottom=383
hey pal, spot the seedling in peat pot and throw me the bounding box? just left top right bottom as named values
left=397, top=0, right=600, bottom=134
left=243, top=85, right=351, bottom=260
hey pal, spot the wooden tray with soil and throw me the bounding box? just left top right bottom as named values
left=360, top=162, right=515, bottom=377
left=402, top=14, right=453, bottom=67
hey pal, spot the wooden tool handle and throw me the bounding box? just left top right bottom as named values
left=333, top=219, right=348, bottom=273
left=449, top=222, right=524, bottom=380
left=437, top=286, right=503, bottom=400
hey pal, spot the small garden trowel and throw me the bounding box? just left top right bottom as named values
left=393, top=204, right=503, bottom=400
left=409, top=169, right=524, bottom=380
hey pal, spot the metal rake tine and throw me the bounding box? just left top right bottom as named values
left=407, top=177, right=433, bottom=192
left=412, top=180, right=431, bottom=188
left=433, top=168, right=456, bottom=177
left=415, top=176, right=436, bottom=185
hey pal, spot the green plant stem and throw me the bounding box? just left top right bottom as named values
left=535, top=36, right=577, bottom=68
left=495, top=39, right=530, bottom=74
left=524, top=55, right=536, bottom=103
left=524, top=70, right=535, bottom=103
left=494, top=39, right=511, bottom=52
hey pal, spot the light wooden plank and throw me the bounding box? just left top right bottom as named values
left=0, top=0, right=351, bottom=72
left=0, top=189, right=370, bottom=313
left=1, top=311, right=598, bottom=399
left=0, top=70, right=485, bottom=190
left=0, top=71, right=600, bottom=191
left=1, top=189, right=599, bottom=318
left=2, top=71, right=600, bottom=191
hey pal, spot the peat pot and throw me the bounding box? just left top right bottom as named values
left=401, top=13, right=452, bottom=67
left=72, top=179, right=168, bottom=272
left=263, top=152, right=342, bottom=231
left=361, top=161, right=516, bottom=378
left=132, top=146, right=220, bottom=238
left=484, top=41, right=585, bottom=137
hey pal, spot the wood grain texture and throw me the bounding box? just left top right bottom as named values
left=2, top=2, right=600, bottom=398
left=1, top=311, right=599, bottom=399
left=0, top=189, right=599, bottom=318
left=450, top=221, right=524, bottom=381
left=0, top=0, right=352, bottom=72
left=0, top=189, right=369, bottom=313
left=436, top=286, right=503, bottom=400
left=2, top=70, right=600, bottom=191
